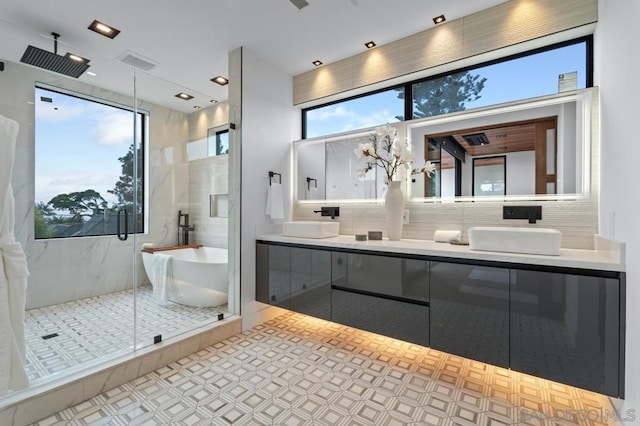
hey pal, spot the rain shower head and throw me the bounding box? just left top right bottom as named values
left=20, top=33, right=90, bottom=78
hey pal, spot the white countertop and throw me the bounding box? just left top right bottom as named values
left=257, top=234, right=625, bottom=272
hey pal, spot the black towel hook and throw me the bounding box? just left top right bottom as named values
left=268, top=171, right=282, bottom=185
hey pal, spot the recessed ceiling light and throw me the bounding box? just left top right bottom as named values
left=175, top=92, right=193, bottom=100
left=210, top=99, right=218, bottom=103
left=364, top=41, right=376, bottom=49
left=312, top=60, right=323, bottom=66
left=64, top=53, right=90, bottom=64
left=88, top=20, right=121, bottom=39
left=433, top=14, right=446, bottom=24
left=86, top=71, right=97, bottom=76
left=193, top=106, right=202, bottom=110
left=210, top=76, right=228, bottom=86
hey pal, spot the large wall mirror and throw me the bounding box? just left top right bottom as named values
left=294, top=89, right=593, bottom=203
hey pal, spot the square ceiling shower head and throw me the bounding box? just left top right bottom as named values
left=20, top=45, right=90, bottom=78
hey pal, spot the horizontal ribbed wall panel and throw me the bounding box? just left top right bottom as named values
left=293, top=0, right=597, bottom=105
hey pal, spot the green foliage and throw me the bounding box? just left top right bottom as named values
left=108, top=143, right=143, bottom=212
left=396, top=71, right=487, bottom=120
left=47, top=190, right=107, bottom=221
left=34, top=203, right=55, bottom=239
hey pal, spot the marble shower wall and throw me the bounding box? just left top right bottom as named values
left=0, top=61, right=190, bottom=309
left=186, top=103, right=230, bottom=249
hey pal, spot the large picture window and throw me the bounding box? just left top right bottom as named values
left=303, top=37, right=591, bottom=139
left=34, top=86, right=145, bottom=239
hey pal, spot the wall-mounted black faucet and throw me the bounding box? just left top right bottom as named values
left=178, top=210, right=195, bottom=245
left=313, top=206, right=340, bottom=219
left=503, top=206, right=542, bottom=224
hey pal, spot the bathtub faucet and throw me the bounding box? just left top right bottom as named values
left=178, top=210, right=195, bottom=245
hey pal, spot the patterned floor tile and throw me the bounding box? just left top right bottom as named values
left=24, top=285, right=227, bottom=382
left=34, top=312, right=621, bottom=426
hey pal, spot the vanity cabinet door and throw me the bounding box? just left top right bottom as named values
left=331, top=252, right=429, bottom=346
left=290, top=248, right=331, bottom=320
left=510, top=269, right=620, bottom=396
left=255, top=243, right=291, bottom=309
left=331, top=289, right=430, bottom=347
left=331, top=252, right=429, bottom=301
left=430, top=262, right=509, bottom=367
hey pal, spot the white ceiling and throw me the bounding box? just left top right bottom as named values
left=0, top=0, right=508, bottom=113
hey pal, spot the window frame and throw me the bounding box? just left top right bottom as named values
left=302, top=35, right=593, bottom=139
left=34, top=83, right=148, bottom=239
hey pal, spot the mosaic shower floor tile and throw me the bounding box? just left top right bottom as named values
left=35, top=311, right=620, bottom=425
left=24, top=286, right=227, bottom=382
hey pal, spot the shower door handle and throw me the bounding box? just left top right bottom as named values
left=117, top=208, right=129, bottom=241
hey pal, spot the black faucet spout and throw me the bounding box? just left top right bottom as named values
left=313, top=206, right=340, bottom=220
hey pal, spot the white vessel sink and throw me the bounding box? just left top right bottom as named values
left=468, top=226, right=562, bottom=256
left=282, top=221, right=340, bottom=239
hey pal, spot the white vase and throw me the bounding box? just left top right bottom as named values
left=385, top=181, right=404, bottom=241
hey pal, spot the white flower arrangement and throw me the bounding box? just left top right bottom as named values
left=353, top=124, right=436, bottom=184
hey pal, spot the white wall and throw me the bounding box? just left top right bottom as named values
left=239, top=48, right=300, bottom=323
left=0, top=61, right=190, bottom=309
left=596, top=0, right=640, bottom=411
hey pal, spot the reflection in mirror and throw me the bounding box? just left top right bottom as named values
left=295, top=131, right=385, bottom=201
left=294, top=90, right=592, bottom=203
left=409, top=91, right=589, bottom=200
left=473, top=156, right=506, bottom=196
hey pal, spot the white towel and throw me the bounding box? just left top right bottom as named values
left=0, top=114, right=29, bottom=395
left=152, top=254, right=173, bottom=305
left=307, top=187, right=319, bottom=200
left=266, top=183, right=284, bottom=219
left=434, top=230, right=462, bottom=243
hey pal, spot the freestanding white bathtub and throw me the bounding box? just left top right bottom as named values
left=141, top=247, right=228, bottom=307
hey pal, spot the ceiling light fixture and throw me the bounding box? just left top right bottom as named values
left=211, top=76, right=228, bottom=86
left=210, top=99, right=218, bottom=103
left=86, top=71, right=97, bottom=76
left=364, top=41, right=376, bottom=49
left=433, top=14, right=446, bottom=24
left=193, top=106, right=202, bottom=110
left=175, top=92, right=193, bottom=100
left=88, top=20, right=121, bottom=39
left=312, top=60, right=323, bottom=66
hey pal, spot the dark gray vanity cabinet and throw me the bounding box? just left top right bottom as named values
left=330, top=252, right=430, bottom=347
left=430, top=262, right=510, bottom=368
left=510, top=269, right=621, bottom=396
left=256, top=243, right=291, bottom=309
left=290, top=248, right=332, bottom=320
left=256, top=241, right=625, bottom=398
left=256, top=243, right=331, bottom=319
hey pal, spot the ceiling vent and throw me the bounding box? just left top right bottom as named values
left=117, top=51, right=158, bottom=71
left=20, top=33, right=90, bottom=78
left=462, top=132, right=490, bottom=146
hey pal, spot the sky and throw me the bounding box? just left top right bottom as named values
left=306, top=42, right=587, bottom=138
left=35, top=87, right=136, bottom=210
